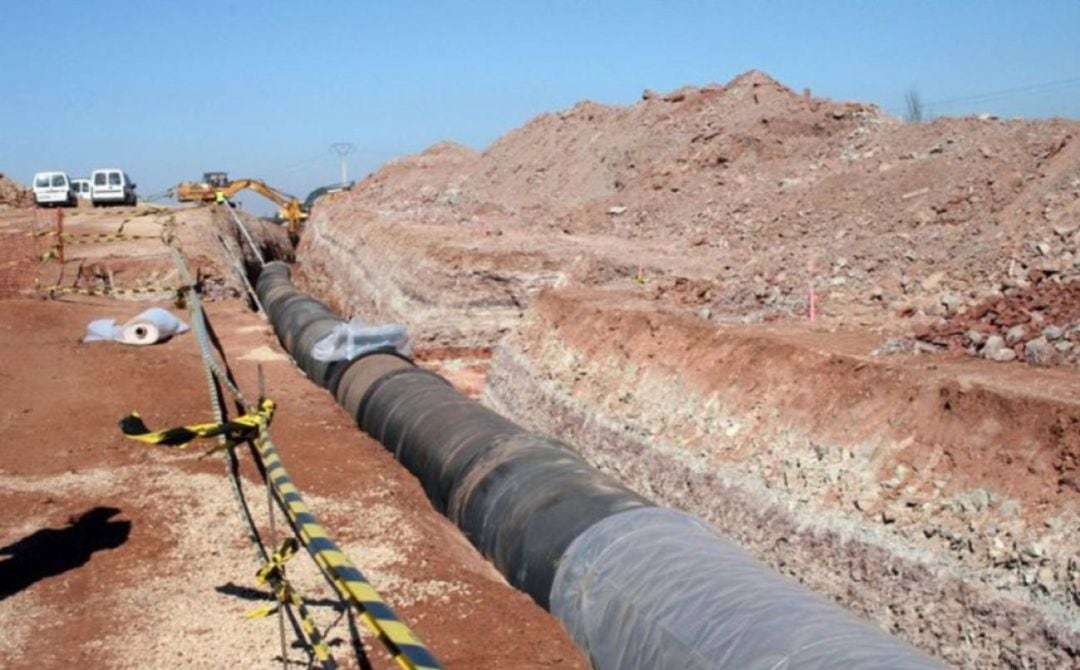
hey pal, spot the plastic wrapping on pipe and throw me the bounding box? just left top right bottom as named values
left=255, top=262, right=409, bottom=380
left=355, top=369, right=650, bottom=604
left=446, top=433, right=651, bottom=605
left=311, top=318, right=411, bottom=362
left=551, top=507, right=944, bottom=670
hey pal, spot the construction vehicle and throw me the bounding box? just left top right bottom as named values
left=302, top=181, right=354, bottom=211
left=174, top=173, right=307, bottom=236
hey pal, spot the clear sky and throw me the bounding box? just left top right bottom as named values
left=1, top=1, right=1077, bottom=212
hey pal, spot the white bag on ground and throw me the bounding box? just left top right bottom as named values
left=311, top=318, right=410, bottom=362
left=84, top=307, right=189, bottom=345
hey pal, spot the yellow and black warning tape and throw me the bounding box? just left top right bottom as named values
left=121, top=398, right=274, bottom=448
left=252, top=420, right=442, bottom=670
left=64, top=232, right=164, bottom=244
left=153, top=239, right=440, bottom=669
left=247, top=537, right=337, bottom=669
left=36, top=283, right=182, bottom=298
left=29, top=230, right=163, bottom=243
left=120, top=402, right=338, bottom=668
left=119, top=401, right=442, bottom=670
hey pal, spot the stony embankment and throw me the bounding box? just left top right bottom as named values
left=483, top=290, right=1079, bottom=669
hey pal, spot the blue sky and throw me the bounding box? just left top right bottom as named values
left=1, top=1, right=1077, bottom=212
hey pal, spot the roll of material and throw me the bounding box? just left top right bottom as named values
left=84, top=307, right=189, bottom=346
left=121, top=321, right=165, bottom=345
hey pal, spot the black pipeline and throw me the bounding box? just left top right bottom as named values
left=256, top=262, right=942, bottom=670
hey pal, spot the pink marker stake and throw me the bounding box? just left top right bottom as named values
left=808, top=282, right=816, bottom=321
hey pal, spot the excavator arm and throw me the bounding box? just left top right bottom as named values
left=221, top=180, right=306, bottom=235
left=176, top=176, right=307, bottom=237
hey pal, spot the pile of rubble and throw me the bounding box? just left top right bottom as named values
left=316, top=71, right=1080, bottom=346
left=0, top=173, right=32, bottom=209
left=916, top=275, right=1080, bottom=365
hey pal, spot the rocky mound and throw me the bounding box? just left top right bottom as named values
left=916, top=275, right=1080, bottom=364
left=0, top=174, right=32, bottom=209
left=307, top=70, right=1080, bottom=356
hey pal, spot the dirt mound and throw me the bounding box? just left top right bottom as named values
left=310, top=70, right=1080, bottom=354
left=0, top=174, right=33, bottom=209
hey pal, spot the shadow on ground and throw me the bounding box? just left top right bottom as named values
left=0, top=506, right=131, bottom=600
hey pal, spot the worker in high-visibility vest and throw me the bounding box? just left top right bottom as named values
left=215, top=190, right=226, bottom=205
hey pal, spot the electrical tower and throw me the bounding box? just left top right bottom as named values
left=329, top=142, right=357, bottom=183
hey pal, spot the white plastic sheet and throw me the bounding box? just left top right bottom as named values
left=311, top=317, right=410, bottom=362
left=83, top=307, right=189, bottom=345
left=551, top=507, right=943, bottom=670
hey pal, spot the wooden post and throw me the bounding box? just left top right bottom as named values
left=55, top=208, right=64, bottom=264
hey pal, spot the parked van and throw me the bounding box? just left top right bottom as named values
left=71, top=179, right=92, bottom=200
left=90, top=169, right=137, bottom=206
left=32, top=171, right=75, bottom=207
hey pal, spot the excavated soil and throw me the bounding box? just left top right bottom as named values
left=302, top=70, right=1080, bottom=351
left=485, top=289, right=1079, bottom=669
left=0, top=174, right=32, bottom=209
left=294, top=71, right=1080, bottom=668
left=0, top=205, right=585, bottom=669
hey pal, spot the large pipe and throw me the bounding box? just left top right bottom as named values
left=256, top=262, right=942, bottom=669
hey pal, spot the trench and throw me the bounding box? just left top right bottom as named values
left=253, top=260, right=941, bottom=669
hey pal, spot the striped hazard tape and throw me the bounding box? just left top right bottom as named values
left=248, top=537, right=337, bottom=669
left=120, top=399, right=273, bottom=447
left=29, top=230, right=163, bottom=243
left=37, top=284, right=182, bottom=297
left=62, top=232, right=164, bottom=244
left=120, top=401, right=339, bottom=668
left=118, top=399, right=441, bottom=669
left=253, top=422, right=442, bottom=670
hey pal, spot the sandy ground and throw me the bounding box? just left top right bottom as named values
left=0, top=205, right=585, bottom=669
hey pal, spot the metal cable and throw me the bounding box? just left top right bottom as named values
left=167, top=242, right=334, bottom=668
left=225, top=205, right=267, bottom=267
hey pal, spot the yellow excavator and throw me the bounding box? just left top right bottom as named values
left=175, top=172, right=307, bottom=236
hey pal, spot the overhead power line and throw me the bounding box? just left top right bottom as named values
left=262, top=153, right=331, bottom=178
left=925, top=76, right=1080, bottom=109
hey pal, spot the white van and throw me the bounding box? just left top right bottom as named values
left=32, top=171, right=75, bottom=207
left=71, top=179, right=92, bottom=200
left=90, top=169, right=137, bottom=206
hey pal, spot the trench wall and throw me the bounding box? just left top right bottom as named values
left=483, top=291, right=1080, bottom=669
